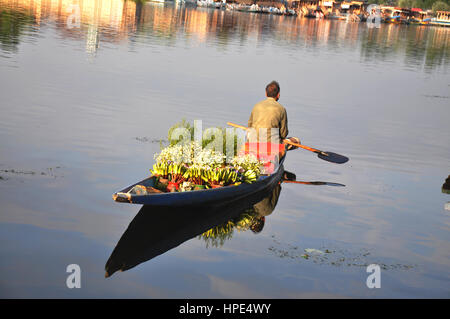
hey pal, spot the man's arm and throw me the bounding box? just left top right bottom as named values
left=248, top=109, right=254, bottom=128
left=279, top=108, right=288, bottom=141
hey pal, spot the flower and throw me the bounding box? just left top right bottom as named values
left=153, top=141, right=265, bottom=187
left=231, top=153, right=263, bottom=175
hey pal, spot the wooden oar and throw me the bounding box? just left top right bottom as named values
left=226, top=122, right=349, bottom=164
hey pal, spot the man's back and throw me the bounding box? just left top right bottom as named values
left=248, top=97, right=288, bottom=144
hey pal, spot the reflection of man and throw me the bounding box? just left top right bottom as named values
left=250, top=184, right=281, bottom=234
left=442, top=175, right=450, bottom=194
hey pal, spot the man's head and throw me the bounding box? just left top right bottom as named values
left=265, top=81, right=280, bottom=101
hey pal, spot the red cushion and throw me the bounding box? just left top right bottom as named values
left=240, top=143, right=284, bottom=174
left=242, top=143, right=285, bottom=156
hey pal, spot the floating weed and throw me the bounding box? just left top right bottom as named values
left=134, top=137, right=168, bottom=144
left=0, top=166, right=63, bottom=180
left=267, top=236, right=415, bottom=270
left=423, top=94, right=449, bottom=99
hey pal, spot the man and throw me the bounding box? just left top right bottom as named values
left=248, top=81, right=288, bottom=144
left=247, top=81, right=299, bottom=148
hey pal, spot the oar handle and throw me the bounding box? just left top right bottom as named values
left=282, top=140, right=325, bottom=155
left=227, top=122, right=247, bottom=130
left=226, top=122, right=326, bottom=155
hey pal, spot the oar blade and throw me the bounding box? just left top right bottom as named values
left=318, top=151, right=349, bottom=164
left=282, top=180, right=346, bottom=187
left=322, top=182, right=346, bottom=187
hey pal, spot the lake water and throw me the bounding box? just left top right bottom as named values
left=0, top=0, right=449, bottom=298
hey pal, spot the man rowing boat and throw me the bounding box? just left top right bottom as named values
left=247, top=80, right=300, bottom=149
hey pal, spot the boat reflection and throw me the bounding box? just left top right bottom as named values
left=105, top=182, right=282, bottom=278
left=198, top=183, right=281, bottom=248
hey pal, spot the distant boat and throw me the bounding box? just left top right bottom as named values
left=381, top=6, right=402, bottom=23
left=409, top=8, right=432, bottom=25
left=197, top=0, right=224, bottom=8
left=431, top=11, right=450, bottom=27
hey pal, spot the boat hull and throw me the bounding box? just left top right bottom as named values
left=431, top=21, right=450, bottom=27
left=113, top=155, right=286, bottom=206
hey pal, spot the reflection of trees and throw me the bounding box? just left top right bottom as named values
left=424, top=27, right=449, bottom=71
left=0, top=0, right=448, bottom=70
left=360, top=24, right=402, bottom=62
left=0, top=8, right=34, bottom=52
left=360, top=24, right=449, bottom=71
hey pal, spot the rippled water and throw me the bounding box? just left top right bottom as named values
left=0, top=0, right=449, bottom=298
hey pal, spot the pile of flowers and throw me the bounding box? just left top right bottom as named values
left=150, top=141, right=264, bottom=192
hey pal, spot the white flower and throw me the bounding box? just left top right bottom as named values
left=154, top=141, right=264, bottom=180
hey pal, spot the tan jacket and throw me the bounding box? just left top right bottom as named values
left=247, top=97, right=288, bottom=143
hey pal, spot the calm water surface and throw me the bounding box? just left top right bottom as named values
left=0, top=0, right=449, bottom=298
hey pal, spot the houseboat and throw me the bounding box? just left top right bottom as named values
left=409, top=8, right=432, bottom=25
left=431, top=11, right=450, bottom=27
left=339, top=1, right=365, bottom=21
left=381, top=6, right=402, bottom=23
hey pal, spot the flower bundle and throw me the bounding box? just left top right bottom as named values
left=151, top=162, right=187, bottom=192
left=231, top=153, right=262, bottom=183
left=185, top=167, right=204, bottom=185
left=151, top=141, right=264, bottom=192
left=202, top=167, right=240, bottom=187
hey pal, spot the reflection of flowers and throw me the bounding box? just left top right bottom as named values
left=198, top=210, right=259, bottom=248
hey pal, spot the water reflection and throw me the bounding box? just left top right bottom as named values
left=0, top=5, right=35, bottom=52
left=199, top=184, right=281, bottom=248
left=0, top=0, right=449, bottom=70
left=105, top=183, right=282, bottom=277
left=442, top=175, right=450, bottom=195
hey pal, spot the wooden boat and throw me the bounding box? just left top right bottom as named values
left=431, top=11, right=450, bottom=27
left=409, top=8, right=431, bottom=25
left=113, top=146, right=287, bottom=206
left=381, top=7, right=402, bottom=23
left=106, top=183, right=282, bottom=277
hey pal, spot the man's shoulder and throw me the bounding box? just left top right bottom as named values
left=254, top=99, right=269, bottom=107
left=254, top=98, right=284, bottom=109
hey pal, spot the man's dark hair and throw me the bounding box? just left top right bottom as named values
left=265, top=81, right=280, bottom=98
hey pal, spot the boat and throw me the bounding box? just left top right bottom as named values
left=249, top=4, right=262, bottom=13
left=409, top=8, right=432, bottom=25
left=196, top=0, right=224, bottom=8
left=381, top=6, right=402, bottom=23
left=431, top=11, right=450, bottom=27
left=112, top=144, right=287, bottom=206
left=106, top=182, right=283, bottom=277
